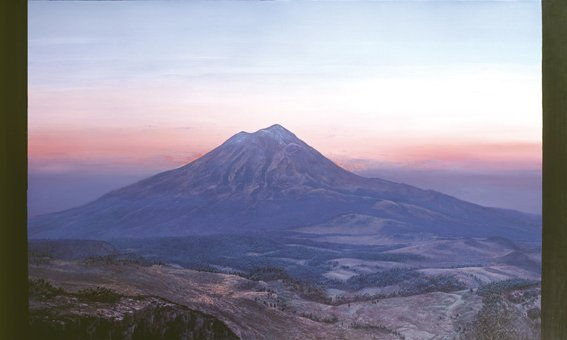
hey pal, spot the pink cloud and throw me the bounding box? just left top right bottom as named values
left=29, top=126, right=541, bottom=175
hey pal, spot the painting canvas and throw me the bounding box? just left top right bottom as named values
left=27, top=1, right=542, bottom=339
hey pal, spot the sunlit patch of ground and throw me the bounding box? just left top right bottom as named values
left=29, top=260, right=496, bottom=340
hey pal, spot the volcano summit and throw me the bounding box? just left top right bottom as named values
left=28, top=124, right=540, bottom=240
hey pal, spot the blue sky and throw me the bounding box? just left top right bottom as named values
left=28, top=0, right=542, bottom=215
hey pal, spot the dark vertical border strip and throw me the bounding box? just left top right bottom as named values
left=542, top=0, right=567, bottom=339
left=0, top=0, right=28, bottom=339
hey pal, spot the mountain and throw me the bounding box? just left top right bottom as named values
left=28, top=124, right=541, bottom=240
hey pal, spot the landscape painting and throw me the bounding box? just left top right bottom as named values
left=27, top=1, right=542, bottom=339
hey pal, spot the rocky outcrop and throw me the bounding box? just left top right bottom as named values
left=29, top=280, right=239, bottom=340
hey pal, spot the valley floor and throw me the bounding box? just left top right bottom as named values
left=29, top=259, right=540, bottom=340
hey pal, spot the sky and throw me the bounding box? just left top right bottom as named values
left=28, top=0, right=542, bottom=216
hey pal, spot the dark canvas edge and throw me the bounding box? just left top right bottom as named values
left=0, top=0, right=28, bottom=339
left=542, top=0, right=567, bottom=338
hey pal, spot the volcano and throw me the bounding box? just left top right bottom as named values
left=28, top=124, right=540, bottom=240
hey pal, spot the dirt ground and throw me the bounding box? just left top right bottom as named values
left=29, top=260, right=488, bottom=340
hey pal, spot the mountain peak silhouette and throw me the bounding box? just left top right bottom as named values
left=29, top=124, right=540, bottom=241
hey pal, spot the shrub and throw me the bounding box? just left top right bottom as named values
left=76, top=287, right=122, bottom=303
left=346, top=268, right=419, bottom=289
left=29, top=278, right=64, bottom=298
left=477, top=279, right=539, bottom=298
left=527, top=307, right=540, bottom=320
left=399, top=274, right=467, bottom=295
left=247, top=266, right=290, bottom=281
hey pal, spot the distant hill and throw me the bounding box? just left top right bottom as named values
left=494, top=251, right=541, bottom=273
left=28, top=239, right=117, bottom=260
left=28, top=124, right=540, bottom=241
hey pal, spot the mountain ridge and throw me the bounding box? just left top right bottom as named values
left=28, top=124, right=540, bottom=241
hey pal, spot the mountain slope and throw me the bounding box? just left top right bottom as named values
left=28, top=124, right=540, bottom=240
